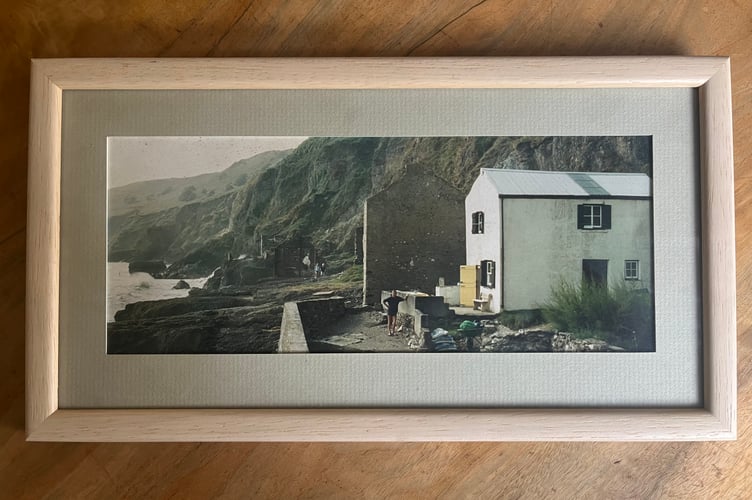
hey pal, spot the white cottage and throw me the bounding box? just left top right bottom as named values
left=464, top=168, right=652, bottom=312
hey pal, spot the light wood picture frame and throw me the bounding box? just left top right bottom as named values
left=27, top=57, right=736, bottom=441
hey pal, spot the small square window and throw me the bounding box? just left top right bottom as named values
left=624, top=260, right=639, bottom=280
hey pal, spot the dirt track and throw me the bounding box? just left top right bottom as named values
left=312, top=311, right=414, bottom=352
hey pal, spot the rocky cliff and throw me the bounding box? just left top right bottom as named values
left=108, top=136, right=652, bottom=277
left=108, top=149, right=291, bottom=276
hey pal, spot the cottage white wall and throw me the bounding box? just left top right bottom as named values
left=465, top=173, right=503, bottom=312
left=501, top=198, right=652, bottom=310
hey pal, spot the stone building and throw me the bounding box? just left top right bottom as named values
left=272, top=235, right=317, bottom=278
left=362, top=165, right=465, bottom=305
left=465, top=168, right=652, bottom=312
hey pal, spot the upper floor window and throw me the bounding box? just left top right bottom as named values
left=472, top=211, right=484, bottom=234
left=577, top=204, right=611, bottom=230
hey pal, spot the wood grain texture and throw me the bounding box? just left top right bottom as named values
left=25, top=408, right=734, bottom=443
left=3, top=0, right=751, bottom=497
left=31, top=56, right=726, bottom=89
left=25, top=61, right=61, bottom=438
left=699, top=59, right=737, bottom=435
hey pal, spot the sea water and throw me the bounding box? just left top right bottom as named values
left=107, top=262, right=208, bottom=322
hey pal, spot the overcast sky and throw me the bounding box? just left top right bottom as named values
left=107, top=136, right=308, bottom=188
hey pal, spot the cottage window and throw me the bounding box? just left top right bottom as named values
left=577, top=204, right=611, bottom=230
left=471, top=211, right=484, bottom=234
left=480, top=260, right=495, bottom=288
left=624, top=260, right=639, bottom=280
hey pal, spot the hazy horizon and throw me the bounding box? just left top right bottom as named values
left=107, top=136, right=308, bottom=188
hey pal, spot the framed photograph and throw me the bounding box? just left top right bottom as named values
left=27, top=57, right=736, bottom=441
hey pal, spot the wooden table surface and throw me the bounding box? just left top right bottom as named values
left=2, top=1, right=751, bottom=498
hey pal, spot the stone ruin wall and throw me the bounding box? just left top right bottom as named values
left=363, top=168, right=465, bottom=305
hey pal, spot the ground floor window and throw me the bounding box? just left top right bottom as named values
left=480, top=260, right=495, bottom=288
left=624, top=260, right=639, bottom=280
left=582, top=259, right=608, bottom=287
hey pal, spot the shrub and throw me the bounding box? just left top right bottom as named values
left=541, top=280, right=654, bottom=350
left=333, top=264, right=363, bottom=283
left=498, top=309, right=543, bottom=329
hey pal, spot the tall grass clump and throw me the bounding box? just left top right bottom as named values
left=541, top=280, right=654, bottom=350
left=333, top=264, right=363, bottom=283
left=498, top=309, right=544, bottom=330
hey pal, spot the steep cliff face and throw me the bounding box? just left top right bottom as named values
left=230, top=137, right=378, bottom=258
left=228, top=136, right=651, bottom=258
left=107, top=149, right=291, bottom=276
left=108, top=192, right=238, bottom=273
left=108, top=136, right=652, bottom=276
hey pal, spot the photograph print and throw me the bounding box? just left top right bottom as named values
left=106, top=136, right=655, bottom=354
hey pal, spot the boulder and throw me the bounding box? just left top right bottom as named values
left=203, top=267, right=224, bottom=291
left=203, top=260, right=273, bottom=291
left=173, top=280, right=190, bottom=290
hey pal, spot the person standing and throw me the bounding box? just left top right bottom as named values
left=382, top=290, right=405, bottom=336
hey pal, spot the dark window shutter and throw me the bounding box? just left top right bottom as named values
left=479, top=260, right=496, bottom=288
left=471, top=212, right=478, bottom=234
left=602, top=205, right=612, bottom=229
left=577, top=205, right=586, bottom=229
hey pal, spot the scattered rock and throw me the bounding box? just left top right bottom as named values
left=480, top=328, right=616, bottom=352
left=552, top=332, right=610, bottom=352
left=108, top=303, right=283, bottom=354
left=109, top=274, right=366, bottom=354
left=113, top=295, right=252, bottom=321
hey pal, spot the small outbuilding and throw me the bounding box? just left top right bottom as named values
left=464, top=168, right=652, bottom=312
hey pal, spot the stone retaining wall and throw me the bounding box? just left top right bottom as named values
left=278, top=302, right=309, bottom=353
left=278, top=297, right=347, bottom=353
